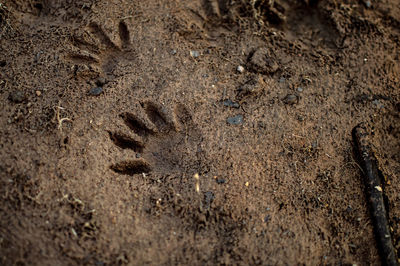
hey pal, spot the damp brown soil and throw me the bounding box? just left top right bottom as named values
left=1, top=0, right=400, bottom=265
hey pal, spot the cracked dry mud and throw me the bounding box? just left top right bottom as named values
left=1, top=0, right=400, bottom=265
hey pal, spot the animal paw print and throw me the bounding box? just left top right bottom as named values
left=108, top=102, right=202, bottom=176
left=67, top=19, right=135, bottom=79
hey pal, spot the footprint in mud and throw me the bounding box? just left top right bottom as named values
left=67, top=19, right=135, bottom=79
left=108, top=101, right=202, bottom=177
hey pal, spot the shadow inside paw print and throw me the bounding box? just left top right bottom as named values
left=108, top=102, right=202, bottom=176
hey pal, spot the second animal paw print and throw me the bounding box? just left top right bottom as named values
left=108, top=101, right=202, bottom=176
left=67, top=19, right=135, bottom=79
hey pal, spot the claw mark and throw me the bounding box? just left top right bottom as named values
left=118, top=21, right=130, bottom=48
left=143, top=102, right=170, bottom=132
left=108, top=132, right=144, bottom=152
left=120, top=112, right=154, bottom=137
left=88, top=22, right=119, bottom=51
left=110, top=160, right=152, bottom=175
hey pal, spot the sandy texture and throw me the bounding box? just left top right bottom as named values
left=1, top=0, right=400, bottom=264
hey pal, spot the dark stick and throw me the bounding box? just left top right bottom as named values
left=352, top=124, right=398, bottom=266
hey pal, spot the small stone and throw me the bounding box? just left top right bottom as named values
left=227, top=115, right=243, bottom=125
left=264, top=215, right=271, bottom=223
left=237, top=65, right=245, bottom=73
left=372, top=99, right=384, bottom=108
left=297, top=87, right=303, bottom=92
left=8, top=91, right=26, bottom=103
left=364, top=0, right=371, bottom=8
left=89, top=87, right=103, bottom=96
left=216, top=179, right=226, bottom=184
left=171, top=49, right=177, bottom=55
left=283, top=94, right=298, bottom=105
left=223, top=99, right=240, bottom=108
left=245, top=181, right=249, bottom=187
left=190, top=50, right=200, bottom=58
left=35, top=90, right=41, bottom=96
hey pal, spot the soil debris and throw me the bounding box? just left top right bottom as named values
left=8, top=90, right=26, bottom=103
left=248, top=47, right=279, bottom=74
left=237, top=75, right=263, bottom=99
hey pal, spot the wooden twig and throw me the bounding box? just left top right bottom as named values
left=352, top=123, right=398, bottom=266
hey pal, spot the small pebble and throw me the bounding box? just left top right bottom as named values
left=364, top=0, right=371, bottom=8
left=227, top=115, right=243, bottom=125
left=35, top=90, right=41, bottom=96
left=311, top=141, right=318, bottom=149
left=237, top=65, right=245, bottom=73
left=216, top=179, right=226, bottom=184
left=297, top=87, right=303, bottom=92
left=283, top=94, right=298, bottom=105
left=223, top=99, right=240, bottom=108
left=89, top=87, right=103, bottom=96
left=245, top=181, right=249, bottom=187
left=372, top=99, right=384, bottom=108
left=8, top=91, right=25, bottom=103
left=190, top=50, right=200, bottom=58
left=171, top=49, right=177, bottom=55
left=264, top=215, right=271, bottom=223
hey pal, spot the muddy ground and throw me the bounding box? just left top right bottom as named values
left=1, top=0, right=400, bottom=265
